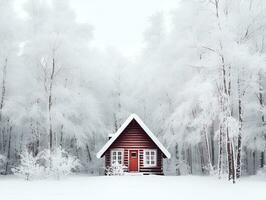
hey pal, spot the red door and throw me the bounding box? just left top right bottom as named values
left=129, top=150, right=138, bottom=172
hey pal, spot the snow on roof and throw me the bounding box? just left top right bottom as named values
left=96, top=113, right=171, bottom=159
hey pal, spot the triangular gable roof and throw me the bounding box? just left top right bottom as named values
left=96, top=113, right=171, bottom=159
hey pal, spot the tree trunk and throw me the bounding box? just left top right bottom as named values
left=218, top=126, right=223, bottom=178
left=175, top=143, right=181, bottom=175
left=258, top=72, right=265, bottom=168
left=48, top=58, right=55, bottom=151
left=230, top=141, right=236, bottom=183
left=5, top=123, right=12, bottom=175
left=227, top=128, right=232, bottom=181
left=35, top=121, right=40, bottom=156
left=86, top=144, right=92, bottom=162
left=187, top=145, right=193, bottom=174
left=0, top=58, right=7, bottom=121
left=199, top=143, right=205, bottom=174
left=253, top=150, right=256, bottom=175
left=236, top=76, right=243, bottom=178
left=203, top=126, right=213, bottom=172
left=260, top=152, right=264, bottom=168
left=60, top=124, right=64, bottom=147
left=236, top=132, right=242, bottom=178
left=210, top=122, right=215, bottom=166
left=0, top=58, right=7, bottom=154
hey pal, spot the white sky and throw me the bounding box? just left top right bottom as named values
left=16, top=0, right=179, bottom=58
left=69, top=0, right=179, bottom=58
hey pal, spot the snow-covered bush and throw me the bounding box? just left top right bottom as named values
left=105, top=162, right=126, bottom=176
left=12, top=151, right=45, bottom=180
left=202, top=164, right=216, bottom=176
left=256, top=167, right=266, bottom=178
left=45, top=147, right=80, bottom=179
left=176, top=160, right=190, bottom=175
left=12, top=147, right=79, bottom=180
left=0, top=154, right=6, bottom=174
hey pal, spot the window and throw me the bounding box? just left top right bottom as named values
left=111, top=149, right=123, bottom=165
left=131, top=152, right=137, bottom=158
left=144, top=149, right=157, bottom=167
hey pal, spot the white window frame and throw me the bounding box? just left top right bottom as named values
left=111, top=149, right=124, bottom=165
left=143, top=149, right=157, bottom=167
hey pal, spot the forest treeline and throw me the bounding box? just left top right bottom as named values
left=1, top=0, right=266, bottom=183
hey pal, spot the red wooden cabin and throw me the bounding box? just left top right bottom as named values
left=97, top=113, right=171, bottom=175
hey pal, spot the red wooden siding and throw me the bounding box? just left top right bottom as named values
left=105, top=119, right=163, bottom=175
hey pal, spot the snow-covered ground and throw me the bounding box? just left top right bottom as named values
left=0, top=175, right=265, bottom=200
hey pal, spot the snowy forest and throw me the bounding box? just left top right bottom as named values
left=1, top=0, right=266, bottom=184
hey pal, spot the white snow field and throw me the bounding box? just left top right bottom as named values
left=0, top=175, right=265, bottom=200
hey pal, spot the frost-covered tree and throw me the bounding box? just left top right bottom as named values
left=134, top=0, right=266, bottom=182
left=0, top=0, right=23, bottom=174
left=12, top=150, right=44, bottom=180
left=43, top=147, right=80, bottom=179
